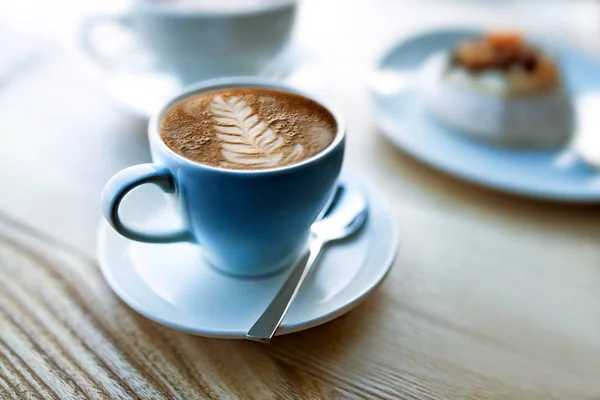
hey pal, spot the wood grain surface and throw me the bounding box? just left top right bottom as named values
left=2, top=0, right=600, bottom=399
left=1, top=197, right=600, bottom=400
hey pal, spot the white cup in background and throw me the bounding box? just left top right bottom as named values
left=79, top=0, right=297, bottom=84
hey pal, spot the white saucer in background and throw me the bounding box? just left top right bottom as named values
left=371, top=28, right=600, bottom=202
left=86, top=43, right=324, bottom=118
left=97, top=176, right=398, bottom=339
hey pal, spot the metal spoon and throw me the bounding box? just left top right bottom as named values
left=246, top=182, right=369, bottom=343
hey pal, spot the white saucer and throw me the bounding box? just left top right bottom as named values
left=97, top=177, right=398, bottom=339
left=92, top=44, right=321, bottom=118
left=371, top=28, right=600, bottom=202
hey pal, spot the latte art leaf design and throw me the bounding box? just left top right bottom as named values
left=210, top=95, right=304, bottom=168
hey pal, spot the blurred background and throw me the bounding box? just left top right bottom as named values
left=0, top=0, right=599, bottom=254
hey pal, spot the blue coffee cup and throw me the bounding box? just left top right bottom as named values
left=101, top=77, right=345, bottom=277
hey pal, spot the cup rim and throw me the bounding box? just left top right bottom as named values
left=149, top=77, right=346, bottom=175
left=131, top=0, right=296, bottom=17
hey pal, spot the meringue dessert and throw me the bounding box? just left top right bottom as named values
left=420, top=32, right=574, bottom=148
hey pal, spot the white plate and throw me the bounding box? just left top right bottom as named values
left=97, top=177, right=398, bottom=339
left=370, top=28, right=600, bottom=202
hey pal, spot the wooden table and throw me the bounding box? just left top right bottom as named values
left=1, top=0, right=600, bottom=398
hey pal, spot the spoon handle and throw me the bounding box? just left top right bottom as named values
left=246, top=238, right=325, bottom=343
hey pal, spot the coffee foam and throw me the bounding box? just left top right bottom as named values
left=160, top=88, right=337, bottom=170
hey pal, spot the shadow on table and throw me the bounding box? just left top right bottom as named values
left=266, top=283, right=389, bottom=348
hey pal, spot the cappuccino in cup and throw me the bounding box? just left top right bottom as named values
left=160, top=88, right=337, bottom=170
left=102, top=78, right=345, bottom=277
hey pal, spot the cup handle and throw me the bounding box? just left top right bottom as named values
left=79, top=13, right=136, bottom=69
left=101, top=163, right=194, bottom=243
